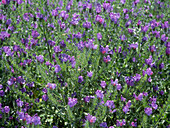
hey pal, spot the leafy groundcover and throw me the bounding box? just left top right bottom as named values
left=0, top=0, right=169, bottom=127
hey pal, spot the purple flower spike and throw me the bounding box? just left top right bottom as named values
left=54, top=65, right=61, bottom=73
left=116, top=119, right=126, bottom=127
left=145, top=107, right=152, bottom=116
left=117, top=84, right=122, bottom=91
left=31, top=30, right=40, bottom=38
left=105, top=100, right=115, bottom=109
left=146, top=68, right=153, bottom=76
left=4, top=106, right=10, bottom=113
left=42, top=94, right=48, bottom=101
left=78, top=76, right=83, bottom=83
left=36, top=55, right=44, bottom=63
left=100, top=122, right=108, bottom=127
left=68, top=97, right=78, bottom=108
left=123, top=106, right=129, bottom=114
left=161, top=34, right=168, bottom=42
left=97, top=33, right=102, bottom=40
left=87, top=71, right=93, bottom=77
left=86, top=113, right=96, bottom=123
left=100, top=81, right=106, bottom=88
left=32, top=114, right=41, bottom=125
left=96, top=90, right=104, bottom=99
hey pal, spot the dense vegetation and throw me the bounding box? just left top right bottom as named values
left=0, top=0, right=169, bottom=127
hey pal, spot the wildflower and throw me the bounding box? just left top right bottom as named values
left=78, top=76, right=83, bottom=83
left=100, top=122, right=108, bottom=127
left=105, top=100, right=115, bottom=109
left=116, top=119, right=126, bottom=127
left=54, top=65, right=61, bottom=73
left=123, top=106, right=129, bottom=114
left=161, top=34, right=168, bottom=42
left=131, top=122, right=137, bottom=127
left=31, top=30, right=40, bottom=38
left=32, top=114, right=41, bottom=125
left=134, top=93, right=143, bottom=101
left=96, top=90, right=104, bottom=99
left=117, top=84, right=122, bottom=91
left=86, top=113, right=96, bottom=123
left=42, top=94, right=48, bottom=101
left=16, top=99, right=23, bottom=107
left=36, top=55, right=44, bottom=63
left=97, top=33, right=102, bottom=40
left=87, top=71, right=93, bottom=77
left=129, top=43, right=138, bottom=49
left=121, top=95, right=126, bottom=102
left=54, top=45, right=62, bottom=53
left=146, top=68, right=153, bottom=76
left=84, top=96, right=95, bottom=103
left=4, top=106, right=10, bottom=113
left=68, top=97, right=78, bottom=108
left=111, top=79, right=118, bottom=86
left=145, top=107, right=152, bottom=116
left=0, top=90, right=4, bottom=97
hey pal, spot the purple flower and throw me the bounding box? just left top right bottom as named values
left=52, top=9, right=58, bottom=17
left=95, top=15, right=104, bottom=24
left=131, top=122, right=137, bottom=127
left=0, top=84, right=3, bottom=90
left=0, top=90, right=4, bottom=97
left=121, top=0, right=126, bottom=4
left=150, top=45, right=156, bottom=52
left=31, top=30, right=40, bottom=38
left=42, top=94, right=48, bottom=101
left=141, top=25, right=149, bottom=33
left=120, top=35, right=127, bottom=41
left=4, top=106, right=10, bottom=113
left=84, top=96, right=95, bottom=103
left=123, top=9, right=128, bottom=13
left=161, top=34, right=168, bottom=42
left=121, top=95, right=126, bottom=102
left=54, top=46, right=62, bottom=53
left=117, top=84, right=122, bottom=91
left=36, top=55, right=44, bottom=63
left=97, top=33, right=102, bottom=40
left=166, top=48, right=170, bottom=55
left=16, top=99, right=23, bottom=107
left=159, top=63, right=164, bottom=69
left=54, top=65, right=61, bottom=73
left=105, top=100, right=115, bottom=109
left=100, top=122, right=108, bottom=127
left=126, top=100, right=132, bottom=108
left=116, top=119, right=126, bottom=127
left=96, top=90, right=104, bottom=99
left=48, top=40, right=56, bottom=46
left=166, top=42, right=170, bottom=48
left=145, top=107, right=152, bottom=116
left=103, top=55, right=111, bottom=63
left=68, top=97, right=78, bottom=107
left=151, top=103, right=158, bottom=110
left=46, top=83, right=56, bottom=89
left=32, top=114, right=41, bottom=125
left=83, top=21, right=91, bottom=29
left=129, top=43, right=138, bottom=49
left=87, top=71, right=93, bottom=77
left=159, top=90, right=164, bottom=95
left=85, top=113, right=96, bottom=123
left=135, top=93, right=143, bottom=101
left=123, top=106, right=129, bottom=114
left=100, top=81, right=106, bottom=88
left=146, top=68, right=153, bottom=76
left=78, top=76, right=83, bottom=83
left=111, top=79, right=118, bottom=86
